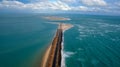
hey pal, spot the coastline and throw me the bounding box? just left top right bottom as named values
left=41, top=45, right=51, bottom=67
left=61, top=23, right=73, bottom=32
left=43, top=16, right=71, bottom=21
left=41, top=23, right=73, bottom=67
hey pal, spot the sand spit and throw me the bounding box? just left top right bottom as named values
left=45, top=22, right=73, bottom=32
left=60, top=23, right=73, bottom=32
left=41, top=23, right=73, bottom=67
left=43, top=16, right=71, bottom=21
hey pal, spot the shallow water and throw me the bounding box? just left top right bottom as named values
left=0, top=14, right=57, bottom=67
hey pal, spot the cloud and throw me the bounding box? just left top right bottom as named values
left=0, top=0, right=25, bottom=9
left=60, top=0, right=77, bottom=3
left=0, top=0, right=71, bottom=11
left=114, top=1, right=120, bottom=7
left=80, top=0, right=107, bottom=6
left=0, top=0, right=120, bottom=15
left=71, top=6, right=88, bottom=11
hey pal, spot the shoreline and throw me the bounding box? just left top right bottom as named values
left=41, top=23, right=73, bottom=67
left=43, top=16, right=71, bottom=21
left=61, top=23, right=74, bottom=32
left=41, top=45, right=51, bottom=67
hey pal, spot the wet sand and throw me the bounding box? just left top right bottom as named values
left=41, top=45, right=51, bottom=67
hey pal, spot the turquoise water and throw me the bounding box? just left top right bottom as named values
left=63, top=14, right=120, bottom=67
left=0, top=14, right=120, bottom=67
left=0, top=14, right=57, bottom=67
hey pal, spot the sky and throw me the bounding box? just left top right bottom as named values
left=0, top=0, right=120, bottom=15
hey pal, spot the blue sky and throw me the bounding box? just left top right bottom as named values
left=0, top=0, right=120, bottom=15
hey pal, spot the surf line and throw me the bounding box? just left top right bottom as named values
left=41, top=23, right=73, bottom=67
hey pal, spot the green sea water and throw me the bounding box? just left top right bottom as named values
left=0, top=14, right=57, bottom=67
left=63, top=14, right=120, bottom=67
left=0, top=14, right=120, bottom=67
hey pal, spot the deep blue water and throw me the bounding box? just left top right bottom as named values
left=0, top=14, right=120, bottom=67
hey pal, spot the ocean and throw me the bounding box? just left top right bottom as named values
left=0, top=13, right=120, bottom=67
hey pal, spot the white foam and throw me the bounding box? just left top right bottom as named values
left=61, top=50, right=76, bottom=67
left=61, top=34, right=75, bottom=67
left=61, top=34, right=66, bottom=67
left=63, top=52, right=75, bottom=58
left=76, top=22, right=120, bottom=41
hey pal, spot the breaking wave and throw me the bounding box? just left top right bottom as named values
left=61, top=34, right=66, bottom=67
left=61, top=34, right=76, bottom=67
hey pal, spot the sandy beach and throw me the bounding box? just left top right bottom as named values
left=41, top=23, right=73, bottom=67
left=41, top=45, right=51, bottom=67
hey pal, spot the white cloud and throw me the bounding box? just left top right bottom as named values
left=81, top=0, right=107, bottom=6
left=0, top=0, right=71, bottom=11
left=71, top=6, right=88, bottom=11
left=0, top=0, right=120, bottom=14
left=49, top=1, right=71, bottom=10
left=78, top=6, right=88, bottom=11
left=60, top=0, right=77, bottom=3
left=0, top=1, right=25, bottom=9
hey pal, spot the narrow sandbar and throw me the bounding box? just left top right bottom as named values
left=41, top=23, right=73, bottom=67
left=43, top=16, right=70, bottom=21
